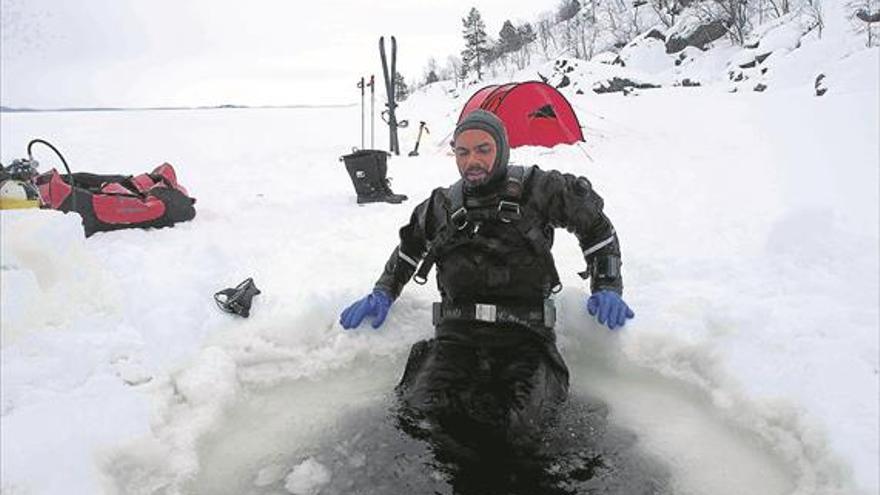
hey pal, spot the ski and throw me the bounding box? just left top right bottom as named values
left=390, top=36, right=400, bottom=155
left=379, top=36, right=400, bottom=155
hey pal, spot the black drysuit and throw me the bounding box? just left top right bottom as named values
left=376, top=164, right=623, bottom=452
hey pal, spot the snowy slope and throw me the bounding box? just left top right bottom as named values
left=2, top=28, right=878, bottom=495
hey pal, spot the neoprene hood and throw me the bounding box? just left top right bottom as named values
left=454, top=110, right=510, bottom=191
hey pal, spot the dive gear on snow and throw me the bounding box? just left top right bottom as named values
left=214, top=278, right=261, bottom=318
left=340, top=149, right=407, bottom=204
left=35, top=163, right=196, bottom=237
left=0, top=159, right=40, bottom=209
left=0, top=178, right=40, bottom=209
left=408, top=121, right=429, bottom=157
left=432, top=299, right=556, bottom=328
left=340, top=288, right=392, bottom=329
left=587, top=290, right=633, bottom=330
left=13, top=138, right=196, bottom=237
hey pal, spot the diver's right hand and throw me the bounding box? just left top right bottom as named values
left=587, top=290, right=634, bottom=330
left=340, top=289, right=392, bottom=329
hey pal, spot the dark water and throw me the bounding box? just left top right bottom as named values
left=244, top=395, right=669, bottom=495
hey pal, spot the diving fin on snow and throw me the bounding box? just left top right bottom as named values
left=214, top=278, right=261, bottom=318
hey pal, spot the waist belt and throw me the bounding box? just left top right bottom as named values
left=432, top=299, right=556, bottom=328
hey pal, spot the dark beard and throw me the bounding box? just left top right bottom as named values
left=463, top=165, right=490, bottom=185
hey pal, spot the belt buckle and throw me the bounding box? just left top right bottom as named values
left=475, top=303, right=497, bottom=322
left=543, top=299, right=556, bottom=327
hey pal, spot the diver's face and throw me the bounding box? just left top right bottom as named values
left=454, top=129, right=497, bottom=185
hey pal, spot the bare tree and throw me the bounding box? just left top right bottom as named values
left=804, top=0, right=824, bottom=38
left=576, top=0, right=600, bottom=59
left=764, top=0, right=792, bottom=18
left=650, top=0, right=686, bottom=27
left=517, top=23, right=537, bottom=67
left=601, top=0, right=639, bottom=46
left=445, top=55, right=463, bottom=87
left=559, top=17, right=578, bottom=57
left=537, top=13, right=558, bottom=57
left=851, top=0, right=880, bottom=46
left=629, top=0, right=648, bottom=38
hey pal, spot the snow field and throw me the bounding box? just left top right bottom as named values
left=2, top=29, right=878, bottom=495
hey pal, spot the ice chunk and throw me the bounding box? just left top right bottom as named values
left=284, top=458, right=330, bottom=495
left=255, top=462, right=288, bottom=487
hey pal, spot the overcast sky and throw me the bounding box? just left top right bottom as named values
left=0, top=0, right=554, bottom=108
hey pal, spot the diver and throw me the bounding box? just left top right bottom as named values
left=339, top=109, right=634, bottom=455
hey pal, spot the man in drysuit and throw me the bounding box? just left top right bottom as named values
left=339, top=109, right=633, bottom=453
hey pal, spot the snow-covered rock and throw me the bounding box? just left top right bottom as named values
left=664, top=8, right=730, bottom=53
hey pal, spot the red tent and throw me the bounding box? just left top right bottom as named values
left=457, top=81, right=584, bottom=148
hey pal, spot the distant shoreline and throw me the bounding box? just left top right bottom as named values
left=0, top=103, right=356, bottom=113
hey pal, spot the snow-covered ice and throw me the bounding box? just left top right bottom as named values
left=1, top=19, right=878, bottom=495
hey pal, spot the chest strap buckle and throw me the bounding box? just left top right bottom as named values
left=450, top=206, right=469, bottom=230
left=497, top=200, right=522, bottom=223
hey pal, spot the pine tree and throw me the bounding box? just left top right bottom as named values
left=518, top=23, right=537, bottom=45
left=424, top=57, right=440, bottom=85
left=461, top=8, right=490, bottom=81
left=516, top=23, right=537, bottom=69
left=557, top=0, right=582, bottom=22
left=498, top=20, right=523, bottom=53
left=394, top=72, right=410, bottom=101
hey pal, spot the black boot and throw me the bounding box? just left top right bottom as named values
left=375, top=177, right=408, bottom=204
left=341, top=150, right=407, bottom=204
left=375, top=154, right=408, bottom=203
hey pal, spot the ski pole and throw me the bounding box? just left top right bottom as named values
left=357, top=76, right=365, bottom=149
left=368, top=75, right=375, bottom=149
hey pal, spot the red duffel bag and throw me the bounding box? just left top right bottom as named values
left=35, top=162, right=196, bottom=237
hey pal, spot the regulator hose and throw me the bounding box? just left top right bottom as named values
left=27, top=138, right=75, bottom=212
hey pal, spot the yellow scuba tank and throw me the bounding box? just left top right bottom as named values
left=1, top=159, right=41, bottom=209
left=0, top=179, right=40, bottom=209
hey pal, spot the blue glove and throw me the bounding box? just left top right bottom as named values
left=340, top=289, right=393, bottom=329
left=587, top=290, right=634, bottom=330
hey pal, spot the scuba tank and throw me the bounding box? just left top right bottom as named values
left=0, top=159, right=41, bottom=209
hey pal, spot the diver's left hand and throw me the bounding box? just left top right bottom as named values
left=340, top=289, right=393, bottom=330
left=587, top=290, right=634, bottom=330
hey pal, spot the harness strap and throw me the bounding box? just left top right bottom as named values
left=413, top=166, right=552, bottom=287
